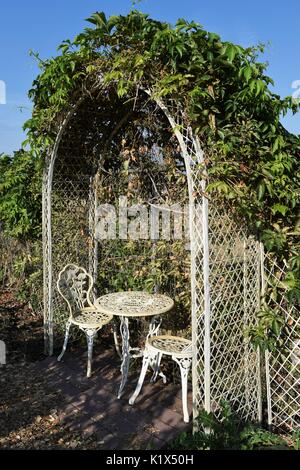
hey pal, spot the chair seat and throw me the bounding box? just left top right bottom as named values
left=147, top=335, right=192, bottom=358
left=130, top=334, right=192, bottom=422
left=71, top=308, right=113, bottom=328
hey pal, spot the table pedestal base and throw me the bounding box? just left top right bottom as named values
left=117, top=315, right=163, bottom=399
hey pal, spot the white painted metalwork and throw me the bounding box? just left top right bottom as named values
left=129, top=335, right=193, bottom=423
left=95, top=291, right=174, bottom=317
left=119, top=316, right=131, bottom=399
left=95, top=291, right=173, bottom=398
left=42, top=83, right=262, bottom=424
left=56, top=264, right=113, bottom=377
left=263, top=251, right=300, bottom=432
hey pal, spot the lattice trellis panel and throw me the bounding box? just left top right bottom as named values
left=208, top=208, right=261, bottom=421
left=51, top=182, right=93, bottom=333
left=159, top=100, right=262, bottom=421
left=264, top=253, right=300, bottom=431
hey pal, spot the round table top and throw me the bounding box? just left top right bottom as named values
left=95, top=291, right=174, bottom=318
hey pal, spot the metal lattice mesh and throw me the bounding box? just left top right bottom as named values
left=187, top=202, right=261, bottom=419
left=208, top=208, right=261, bottom=420
left=48, top=90, right=191, bottom=342
left=165, top=105, right=262, bottom=420
left=51, top=184, right=92, bottom=333
left=264, top=253, right=300, bottom=431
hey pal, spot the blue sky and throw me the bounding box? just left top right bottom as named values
left=0, top=0, right=300, bottom=154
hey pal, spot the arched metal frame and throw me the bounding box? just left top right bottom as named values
left=42, top=83, right=262, bottom=422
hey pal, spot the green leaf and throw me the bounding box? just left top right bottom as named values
left=272, top=137, right=283, bottom=153
left=225, top=44, right=237, bottom=62
left=243, top=66, right=252, bottom=82
left=272, top=319, right=281, bottom=337
left=271, top=204, right=288, bottom=216
left=257, top=182, right=265, bottom=201
left=88, top=12, right=107, bottom=27
left=249, top=79, right=256, bottom=93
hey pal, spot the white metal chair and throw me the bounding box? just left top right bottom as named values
left=57, top=264, right=113, bottom=377
left=129, top=335, right=192, bottom=422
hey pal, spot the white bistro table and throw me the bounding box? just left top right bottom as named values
left=95, top=291, right=174, bottom=399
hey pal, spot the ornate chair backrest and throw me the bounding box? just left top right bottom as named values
left=57, top=264, right=94, bottom=318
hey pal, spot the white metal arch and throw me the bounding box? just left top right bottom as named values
left=42, top=83, right=262, bottom=423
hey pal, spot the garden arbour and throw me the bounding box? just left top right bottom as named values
left=42, top=80, right=262, bottom=424
left=18, top=10, right=299, bottom=431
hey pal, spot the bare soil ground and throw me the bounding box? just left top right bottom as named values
left=0, top=290, right=189, bottom=450
left=0, top=290, right=101, bottom=449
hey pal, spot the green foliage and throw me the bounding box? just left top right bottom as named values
left=171, top=401, right=295, bottom=450
left=23, top=10, right=299, bottom=253
left=239, top=427, right=289, bottom=450
left=246, top=305, right=286, bottom=351
left=0, top=151, right=42, bottom=238
left=0, top=149, right=43, bottom=306
left=292, top=428, right=300, bottom=450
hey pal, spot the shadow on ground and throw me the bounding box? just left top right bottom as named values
left=0, top=290, right=191, bottom=450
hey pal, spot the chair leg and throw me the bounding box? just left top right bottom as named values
left=85, top=329, right=97, bottom=378
left=173, top=357, right=192, bottom=423
left=57, top=320, right=72, bottom=362
left=129, top=349, right=155, bottom=405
